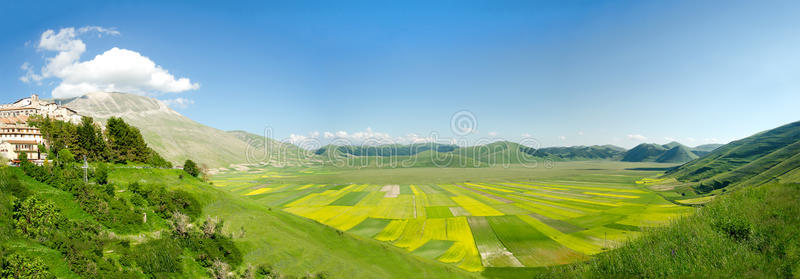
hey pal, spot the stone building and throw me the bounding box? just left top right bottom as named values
left=0, top=94, right=81, bottom=163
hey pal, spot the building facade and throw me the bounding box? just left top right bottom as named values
left=0, top=94, right=81, bottom=163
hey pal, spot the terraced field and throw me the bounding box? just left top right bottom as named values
left=211, top=163, right=693, bottom=272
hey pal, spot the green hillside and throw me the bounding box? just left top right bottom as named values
left=621, top=143, right=668, bottom=162
left=692, top=143, right=724, bottom=152
left=519, top=121, right=800, bottom=278
left=665, top=120, right=800, bottom=192
left=313, top=141, right=626, bottom=167
left=661, top=141, right=683, bottom=149
left=654, top=145, right=699, bottom=163
left=110, top=168, right=476, bottom=278
left=315, top=143, right=458, bottom=157
left=524, top=145, right=625, bottom=160
left=621, top=142, right=700, bottom=164
left=690, top=144, right=725, bottom=157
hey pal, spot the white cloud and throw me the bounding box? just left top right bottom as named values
left=77, top=26, right=120, bottom=36
left=487, top=131, right=498, bottom=137
left=577, top=131, right=585, bottom=136
left=559, top=135, right=567, bottom=140
left=686, top=137, right=697, bottom=142
left=664, top=137, right=677, bottom=142
left=288, top=134, right=308, bottom=144
left=317, top=128, right=436, bottom=145
left=627, top=134, right=647, bottom=141
left=21, top=26, right=198, bottom=98
left=521, top=133, right=532, bottom=138
left=162, top=97, right=195, bottom=109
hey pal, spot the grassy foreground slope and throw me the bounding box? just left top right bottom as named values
left=110, top=168, right=476, bottom=279
left=518, top=181, right=800, bottom=278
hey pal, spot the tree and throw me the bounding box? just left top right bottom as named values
left=0, top=253, right=54, bottom=279
left=94, top=163, right=109, bottom=185
left=147, top=148, right=172, bottom=168
left=76, top=116, right=109, bottom=161
left=17, top=151, right=28, bottom=163
left=57, top=149, right=74, bottom=166
left=106, top=117, right=149, bottom=163
left=171, top=211, right=190, bottom=238
left=209, top=259, right=231, bottom=279
left=184, top=159, right=200, bottom=177
left=201, top=216, right=222, bottom=238
left=12, top=197, right=64, bottom=241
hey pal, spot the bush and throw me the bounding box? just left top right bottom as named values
left=57, top=149, right=75, bottom=166
left=129, top=184, right=202, bottom=220
left=183, top=159, right=200, bottom=177
left=12, top=196, right=65, bottom=241
left=130, top=238, right=183, bottom=276
left=0, top=253, right=54, bottom=279
left=94, top=163, right=109, bottom=185
left=0, top=169, right=31, bottom=200
left=182, top=230, right=242, bottom=268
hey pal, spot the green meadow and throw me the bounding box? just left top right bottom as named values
left=211, top=161, right=693, bottom=273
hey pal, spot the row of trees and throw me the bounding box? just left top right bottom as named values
left=31, top=116, right=171, bottom=167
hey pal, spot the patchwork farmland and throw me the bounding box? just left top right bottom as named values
left=212, top=165, right=692, bottom=272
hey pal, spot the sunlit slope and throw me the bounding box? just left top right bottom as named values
left=665, top=120, right=800, bottom=187
left=109, top=168, right=474, bottom=279
left=62, top=92, right=297, bottom=168
left=655, top=145, right=699, bottom=163
left=621, top=144, right=668, bottom=162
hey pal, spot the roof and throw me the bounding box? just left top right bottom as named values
left=5, top=140, right=39, bottom=144
left=0, top=107, right=37, bottom=111
left=0, top=115, right=30, bottom=125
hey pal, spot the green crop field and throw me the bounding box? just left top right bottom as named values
left=211, top=161, right=693, bottom=273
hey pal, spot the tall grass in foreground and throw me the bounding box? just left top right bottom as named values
left=514, top=182, right=800, bottom=278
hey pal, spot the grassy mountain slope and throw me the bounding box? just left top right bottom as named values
left=521, top=181, right=800, bottom=279
left=226, top=130, right=309, bottom=167
left=527, top=145, right=626, bottom=160
left=63, top=92, right=295, bottom=168
left=621, top=143, right=668, bottom=162
left=655, top=145, right=699, bottom=163
left=692, top=143, right=724, bottom=152
left=315, top=143, right=458, bottom=157
left=313, top=141, right=626, bottom=167
left=665, top=121, right=800, bottom=188
left=512, top=121, right=800, bottom=278
left=661, top=141, right=683, bottom=149
left=455, top=141, right=537, bottom=164
left=109, top=168, right=475, bottom=278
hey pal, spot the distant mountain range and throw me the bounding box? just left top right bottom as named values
left=55, top=92, right=727, bottom=168
left=315, top=140, right=723, bottom=167
left=620, top=142, right=724, bottom=163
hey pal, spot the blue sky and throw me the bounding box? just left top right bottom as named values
left=1, top=0, right=798, bottom=148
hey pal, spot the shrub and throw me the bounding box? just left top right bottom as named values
left=0, top=253, right=54, bottom=279
left=94, top=163, right=109, bottom=185
left=57, top=149, right=75, bottom=166
left=12, top=196, right=65, bottom=241
left=0, top=169, right=31, bottom=200
left=130, top=238, right=183, bottom=276
left=183, top=159, right=200, bottom=177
